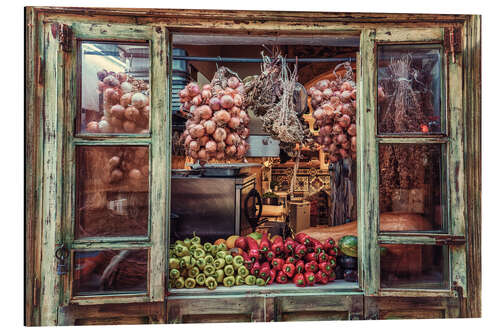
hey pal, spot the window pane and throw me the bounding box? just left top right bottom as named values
left=73, top=249, right=148, bottom=295
left=75, top=146, right=149, bottom=238
left=379, top=143, right=445, bottom=231
left=380, top=245, right=448, bottom=289
left=377, top=45, right=442, bottom=134
left=80, top=42, right=150, bottom=134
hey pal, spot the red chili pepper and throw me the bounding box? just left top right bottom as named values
left=271, top=257, right=284, bottom=271
left=318, top=251, right=328, bottom=263
left=319, top=262, right=332, bottom=274
left=285, top=256, right=297, bottom=265
left=259, top=232, right=271, bottom=253
left=294, top=244, right=307, bottom=258
left=267, top=268, right=276, bottom=285
left=295, top=233, right=312, bottom=246
left=241, top=252, right=253, bottom=269
left=328, top=270, right=336, bottom=282
left=315, top=270, right=329, bottom=284
left=259, top=261, right=271, bottom=280
left=266, top=250, right=276, bottom=262
left=276, top=271, right=288, bottom=284
left=284, top=238, right=296, bottom=255
left=305, top=261, right=318, bottom=273
left=328, top=256, right=337, bottom=268
left=293, top=273, right=306, bottom=287
left=271, top=238, right=284, bottom=255
left=295, top=260, right=305, bottom=274
left=247, top=236, right=260, bottom=262
left=323, top=237, right=335, bottom=250
left=304, top=271, right=316, bottom=286
left=282, top=263, right=296, bottom=278
left=250, top=261, right=261, bottom=276
left=304, top=252, right=317, bottom=262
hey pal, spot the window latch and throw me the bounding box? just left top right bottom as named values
left=55, top=244, right=69, bottom=275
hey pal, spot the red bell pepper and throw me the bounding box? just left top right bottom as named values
left=266, top=250, right=275, bottom=262
left=284, top=238, right=296, bottom=255
left=294, top=244, right=307, bottom=258
left=304, top=271, right=316, bottom=286
left=318, top=251, right=328, bottom=263
left=276, top=271, right=288, bottom=284
left=328, top=256, right=337, bottom=268
left=247, top=236, right=260, bottom=262
left=310, top=238, right=323, bottom=253
left=328, top=270, right=336, bottom=282
left=250, top=261, right=261, bottom=276
left=267, top=268, right=276, bottom=285
left=282, top=263, right=296, bottom=278
left=315, top=270, right=329, bottom=284
left=259, top=232, right=271, bottom=253
left=285, top=256, right=297, bottom=265
left=319, top=262, right=332, bottom=274
left=295, top=233, right=312, bottom=246
left=259, top=261, right=271, bottom=280
left=295, top=260, right=305, bottom=274
left=323, top=237, right=335, bottom=250
left=293, top=273, right=306, bottom=287
left=305, top=261, right=318, bottom=273
left=271, top=257, right=284, bottom=271
left=241, top=252, right=253, bottom=269
left=271, top=238, right=284, bottom=255
left=304, top=252, right=318, bottom=262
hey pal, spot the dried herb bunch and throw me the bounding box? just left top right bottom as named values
left=378, top=53, right=436, bottom=133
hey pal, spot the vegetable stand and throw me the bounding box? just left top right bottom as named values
left=25, top=7, right=481, bottom=326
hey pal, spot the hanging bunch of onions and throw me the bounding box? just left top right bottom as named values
left=179, top=77, right=250, bottom=165
left=308, top=63, right=357, bottom=163
left=88, top=69, right=150, bottom=134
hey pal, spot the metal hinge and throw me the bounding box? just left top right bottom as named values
left=434, top=235, right=466, bottom=246
left=452, top=281, right=466, bottom=317
left=57, top=23, right=72, bottom=52
left=444, top=27, right=462, bottom=63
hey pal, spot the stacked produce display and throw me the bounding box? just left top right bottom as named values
left=87, top=69, right=150, bottom=134
left=168, top=231, right=342, bottom=290
left=308, top=64, right=357, bottom=163
left=179, top=76, right=250, bottom=165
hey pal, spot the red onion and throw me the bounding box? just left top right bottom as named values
left=332, top=124, right=343, bottom=135
left=225, top=145, right=237, bottom=156
left=189, top=124, right=205, bottom=138
left=341, top=81, right=353, bottom=91
left=240, top=127, right=249, bottom=139
left=122, top=120, right=136, bottom=133
left=316, top=79, right=330, bottom=91
left=111, top=104, right=126, bottom=119
left=319, top=125, right=332, bottom=136
left=236, top=144, right=246, bottom=158
left=86, top=121, right=99, bottom=133
left=322, top=135, right=332, bottom=146
left=192, top=95, right=203, bottom=106
left=228, top=76, right=240, bottom=89
left=233, top=94, right=243, bottom=107
left=339, top=148, right=349, bottom=159
left=341, top=140, right=351, bottom=150
left=184, top=135, right=193, bottom=147
left=204, top=120, right=216, bottom=135
left=131, top=92, right=148, bottom=109
left=213, top=127, right=227, bottom=142
left=347, top=124, right=356, bottom=136
left=125, top=106, right=140, bottom=121
left=103, top=75, right=119, bottom=87
left=199, top=135, right=210, bottom=147
left=179, top=88, right=189, bottom=99
left=228, top=117, right=241, bottom=129
left=220, top=95, right=234, bottom=109
left=214, top=110, right=231, bottom=124
left=216, top=151, right=225, bottom=160
left=313, top=108, right=325, bottom=120
left=201, top=89, right=212, bottom=101
left=323, top=88, right=334, bottom=99
left=198, top=105, right=213, bottom=120
left=308, top=86, right=318, bottom=96
left=230, top=106, right=240, bottom=117
left=350, top=136, right=356, bottom=151
left=197, top=149, right=207, bottom=161
left=202, top=84, right=212, bottom=91
left=209, top=97, right=221, bottom=111
left=350, top=89, right=356, bottom=100
left=190, top=150, right=198, bottom=159
left=117, top=72, right=128, bottom=83
left=216, top=141, right=226, bottom=152
left=104, top=88, right=120, bottom=104
left=110, top=116, right=122, bottom=129
left=189, top=140, right=200, bottom=152
left=338, top=114, right=351, bottom=128
left=187, top=82, right=200, bottom=97
left=336, top=134, right=347, bottom=144
left=340, top=90, right=352, bottom=103
left=205, top=140, right=217, bottom=153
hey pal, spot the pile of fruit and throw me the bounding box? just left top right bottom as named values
left=168, top=231, right=340, bottom=289
left=87, top=69, right=150, bottom=134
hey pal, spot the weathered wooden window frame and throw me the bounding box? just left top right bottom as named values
left=25, top=8, right=480, bottom=325
left=39, top=21, right=169, bottom=322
